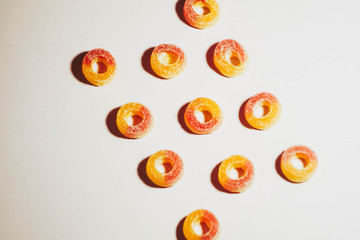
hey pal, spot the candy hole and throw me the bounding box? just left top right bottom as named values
left=228, top=167, right=245, bottom=179
left=92, top=60, right=108, bottom=74
left=195, top=110, right=213, bottom=123
left=291, top=154, right=309, bottom=169
left=126, top=115, right=143, bottom=126
left=226, top=51, right=242, bottom=67
left=155, top=158, right=174, bottom=174
left=193, top=218, right=211, bottom=236
left=230, top=56, right=241, bottom=66
left=159, top=52, right=178, bottom=65
left=193, top=1, right=211, bottom=15
left=253, top=102, right=270, bottom=118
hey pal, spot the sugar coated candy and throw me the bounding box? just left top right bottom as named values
left=150, top=44, right=186, bottom=78
left=183, top=0, right=220, bottom=29
left=183, top=209, right=220, bottom=240
left=281, top=145, right=318, bottom=183
left=213, top=39, right=248, bottom=77
left=146, top=150, right=184, bottom=187
left=218, top=155, right=255, bottom=193
left=116, top=102, right=153, bottom=138
left=244, top=92, right=281, bottom=130
left=82, top=48, right=117, bottom=86
left=184, top=97, right=223, bottom=134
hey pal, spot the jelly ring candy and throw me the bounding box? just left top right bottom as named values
left=116, top=102, right=153, bottom=139
left=244, top=92, right=281, bottom=130
left=82, top=48, right=117, bottom=86
left=281, top=145, right=318, bottom=183
left=183, top=209, right=220, bottom=240
left=183, top=0, right=220, bottom=29
left=213, top=39, right=248, bottom=77
left=218, top=155, right=255, bottom=193
left=146, top=150, right=184, bottom=187
left=150, top=44, right=186, bottom=79
left=184, top=97, right=223, bottom=134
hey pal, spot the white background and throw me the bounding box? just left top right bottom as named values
left=1, top=0, right=360, bottom=239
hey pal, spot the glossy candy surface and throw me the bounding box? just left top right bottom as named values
left=146, top=150, right=184, bottom=187
left=245, top=92, right=281, bottom=130
left=183, top=0, right=220, bottom=29
left=183, top=209, right=220, bottom=240
left=184, top=97, right=223, bottom=134
left=281, top=145, right=318, bottom=183
left=82, top=48, right=117, bottom=86
left=116, top=102, right=153, bottom=139
left=218, top=155, right=255, bottom=193
left=150, top=44, right=186, bottom=78
left=213, top=39, right=248, bottom=77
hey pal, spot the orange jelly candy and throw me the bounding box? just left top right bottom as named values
left=183, top=0, right=220, bottom=29
left=213, top=39, right=248, bottom=77
left=183, top=209, right=220, bottom=240
left=244, top=92, right=281, bottom=130
left=150, top=44, right=186, bottom=78
left=146, top=150, right=184, bottom=187
left=281, top=145, right=318, bottom=183
left=82, top=48, right=117, bottom=86
left=116, top=102, right=153, bottom=139
left=218, top=155, right=255, bottom=193
left=184, top=97, right=223, bottom=134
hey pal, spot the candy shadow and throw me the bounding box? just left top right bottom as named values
left=106, top=107, right=133, bottom=139
left=141, top=47, right=166, bottom=79
left=176, top=216, right=186, bottom=240
left=239, top=98, right=258, bottom=130
left=175, top=0, right=193, bottom=28
left=275, top=152, right=299, bottom=184
left=137, top=157, right=165, bottom=188
left=71, top=51, right=93, bottom=86
left=178, top=102, right=195, bottom=135
left=206, top=43, right=226, bottom=77
left=211, top=162, right=237, bottom=194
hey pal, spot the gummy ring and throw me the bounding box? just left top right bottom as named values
left=244, top=92, right=281, bottom=130
left=281, top=145, right=318, bottom=183
left=183, top=209, right=220, bottom=240
left=218, top=155, right=255, bottom=193
left=213, top=39, right=248, bottom=77
left=146, top=150, right=184, bottom=187
left=116, top=102, right=153, bottom=139
left=184, top=97, right=223, bottom=134
left=82, top=48, right=117, bottom=86
left=150, top=44, right=186, bottom=79
left=183, top=0, right=220, bottom=29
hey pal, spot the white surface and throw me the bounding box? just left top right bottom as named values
left=1, top=0, right=360, bottom=239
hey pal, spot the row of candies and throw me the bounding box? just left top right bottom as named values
left=82, top=38, right=247, bottom=87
